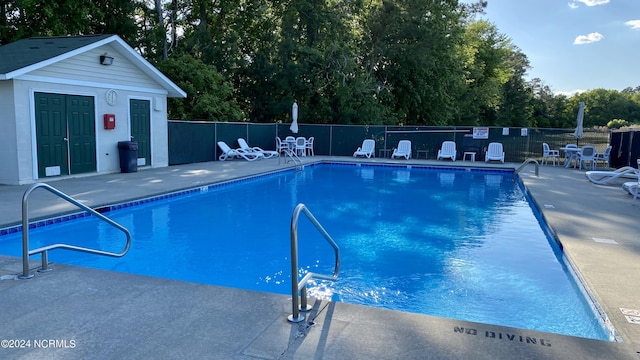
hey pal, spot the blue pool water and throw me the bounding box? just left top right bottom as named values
left=0, top=163, right=609, bottom=340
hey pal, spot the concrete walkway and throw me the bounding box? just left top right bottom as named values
left=1, top=157, right=639, bottom=359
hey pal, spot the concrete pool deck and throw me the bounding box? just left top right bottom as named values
left=0, top=156, right=639, bottom=359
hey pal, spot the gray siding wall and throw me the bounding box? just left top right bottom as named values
left=0, top=81, right=19, bottom=184
left=29, top=45, right=159, bottom=90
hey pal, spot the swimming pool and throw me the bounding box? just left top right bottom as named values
left=0, top=163, right=610, bottom=340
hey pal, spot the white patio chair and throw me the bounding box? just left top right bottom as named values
left=353, top=139, right=375, bottom=158
left=577, top=145, right=596, bottom=170
left=485, top=142, right=505, bottom=163
left=284, top=136, right=296, bottom=154
left=436, top=141, right=457, bottom=161
left=542, top=143, right=560, bottom=166
left=295, top=137, right=306, bottom=157
left=562, top=144, right=579, bottom=168
left=275, top=137, right=289, bottom=155
left=305, top=137, right=315, bottom=156
left=237, top=138, right=278, bottom=159
left=593, top=146, right=612, bottom=169
left=391, top=140, right=412, bottom=159
left=217, top=141, right=263, bottom=161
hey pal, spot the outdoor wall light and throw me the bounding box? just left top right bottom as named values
left=99, top=54, right=114, bottom=65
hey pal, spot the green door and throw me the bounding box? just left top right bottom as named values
left=67, top=95, right=96, bottom=174
left=35, top=93, right=96, bottom=177
left=35, top=93, right=68, bottom=177
left=130, top=99, right=151, bottom=166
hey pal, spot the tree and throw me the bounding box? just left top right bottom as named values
left=574, top=89, right=640, bottom=127
left=496, top=50, right=532, bottom=127
left=456, top=19, right=514, bottom=125
left=607, top=119, right=630, bottom=129
left=154, top=54, right=243, bottom=121
left=5, top=0, right=639, bottom=128
left=364, top=0, right=467, bottom=125
left=0, top=0, right=137, bottom=45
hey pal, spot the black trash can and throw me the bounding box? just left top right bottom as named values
left=117, top=141, right=138, bottom=173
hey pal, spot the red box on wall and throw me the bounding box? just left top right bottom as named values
left=103, top=114, right=116, bottom=129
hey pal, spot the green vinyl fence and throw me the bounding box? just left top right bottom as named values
left=168, top=120, right=610, bottom=165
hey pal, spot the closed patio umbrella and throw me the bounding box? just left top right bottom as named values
left=290, top=101, right=299, bottom=134
left=574, top=101, right=584, bottom=145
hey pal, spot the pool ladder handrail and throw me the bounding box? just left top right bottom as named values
left=514, top=158, right=539, bottom=181
left=280, top=148, right=303, bottom=170
left=288, top=203, right=340, bottom=323
left=19, top=183, right=132, bottom=279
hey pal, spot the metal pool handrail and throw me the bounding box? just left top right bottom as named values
left=514, top=158, right=539, bottom=181
left=19, top=183, right=132, bottom=279
left=279, top=147, right=303, bottom=170
left=288, top=203, right=340, bottom=323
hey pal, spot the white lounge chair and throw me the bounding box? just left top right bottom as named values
left=437, top=141, right=457, bottom=161
left=353, top=139, right=375, bottom=158
left=623, top=160, right=639, bottom=204
left=237, top=138, right=278, bottom=159
left=542, top=143, right=559, bottom=166
left=485, top=142, right=504, bottom=163
left=585, top=166, right=639, bottom=185
left=391, top=140, right=412, bottom=159
left=622, top=181, right=639, bottom=203
left=217, top=141, right=263, bottom=161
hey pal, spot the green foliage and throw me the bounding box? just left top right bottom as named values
left=364, top=0, right=467, bottom=125
left=0, top=0, right=137, bottom=45
left=457, top=19, right=522, bottom=126
left=607, top=119, right=630, bottom=129
left=154, top=55, right=244, bottom=121
left=4, top=0, right=640, bottom=128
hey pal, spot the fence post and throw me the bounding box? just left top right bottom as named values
left=214, top=122, right=218, bottom=161
left=329, top=125, right=333, bottom=156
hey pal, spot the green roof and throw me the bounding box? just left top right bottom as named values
left=0, top=35, right=113, bottom=75
left=0, top=34, right=186, bottom=98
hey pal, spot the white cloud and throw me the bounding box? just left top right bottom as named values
left=577, top=0, right=610, bottom=6
left=625, top=20, right=640, bottom=30
left=569, top=0, right=608, bottom=9
left=574, top=32, right=604, bottom=44
left=555, top=89, right=587, bottom=97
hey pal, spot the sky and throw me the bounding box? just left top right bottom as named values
left=461, top=0, right=640, bottom=95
